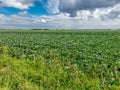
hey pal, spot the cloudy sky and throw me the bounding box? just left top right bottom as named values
left=0, top=0, right=120, bottom=29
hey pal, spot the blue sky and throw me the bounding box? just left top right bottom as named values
left=28, top=1, right=48, bottom=15
left=0, top=0, right=120, bottom=29
left=0, top=0, right=48, bottom=15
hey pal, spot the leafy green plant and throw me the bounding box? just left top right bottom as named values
left=0, top=30, right=120, bottom=89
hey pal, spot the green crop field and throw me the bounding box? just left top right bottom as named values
left=0, top=30, right=120, bottom=90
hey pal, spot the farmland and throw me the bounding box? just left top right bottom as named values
left=0, top=30, right=120, bottom=90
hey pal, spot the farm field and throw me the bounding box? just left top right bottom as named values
left=0, top=30, right=120, bottom=90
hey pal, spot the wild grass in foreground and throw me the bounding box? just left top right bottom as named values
left=0, top=53, right=120, bottom=90
left=0, top=55, right=98, bottom=90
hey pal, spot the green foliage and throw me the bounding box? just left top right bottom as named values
left=0, top=30, right=120, bottom=89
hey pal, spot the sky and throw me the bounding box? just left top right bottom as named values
left=0, top=0, right=120, bottom=29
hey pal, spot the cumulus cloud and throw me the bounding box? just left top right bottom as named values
left=0, top=0, right=120, bottom=29
left=18, top=11, right=28, bottom=16
left=108, top=4, right=120, bottom=19
left=59, top=0, right=120, bottom=16
left=0, top=14, right=47, bottom=29
left=0, top=0, right=34, bottom=10
left=46, top=0, right=59, bottom=14
left=44, top=0, right=120, bottom=22
left=0, top=13, right=120, bottom=29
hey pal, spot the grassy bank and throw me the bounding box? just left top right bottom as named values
left=0, top=54, right=99, bottom=90
left=0, top=54, right=120, bottom=90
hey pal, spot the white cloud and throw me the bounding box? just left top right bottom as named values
left=18, top=11, right=28, bottom=16
left=59, top=0, right=120, bottom=16
left=0, top=0, right=120, bottom=29
left=46, top=0, right=60, bottom=14
left=41, top=19, right=46, bottom=23
left=33, top=18, right=46, bottom=23
left=0, top=0, right=34, bottom=10
left=0, top=13, right=120, bottom=29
